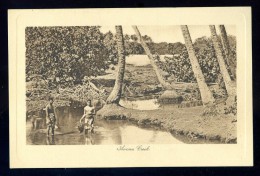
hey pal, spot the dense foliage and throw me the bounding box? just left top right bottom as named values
left=155, top=36, right=236, bottom=83
left=26, top=26, right=236, bottom=90
left=26, top=26, right=110, bottom=88
left=25, top=27, right=174, bottom=88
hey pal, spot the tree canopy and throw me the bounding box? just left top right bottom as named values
left=26, top=26, right=236, bottom=88
left=26, top=26, right=110, bottom=87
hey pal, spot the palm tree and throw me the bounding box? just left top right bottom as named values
left=209, top=25, right=235, bottom=97
left=219, top=25, right=236, bottom=80
left=106, top=26, right=126, bottom=104
left=181, top=25, right=215, bottom=105
left=132, top=26, right=173, bottom=90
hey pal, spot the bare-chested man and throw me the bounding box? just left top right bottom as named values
left=46, top=97, right=56, bottom=136
left=80, top=99, right=95, bottom=134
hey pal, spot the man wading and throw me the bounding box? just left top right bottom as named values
left=80, top=99, right=95, bottom=134
left=46, top=97, right=57, bottom=136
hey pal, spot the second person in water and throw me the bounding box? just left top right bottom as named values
left=80, top=99, right=95, bottom=134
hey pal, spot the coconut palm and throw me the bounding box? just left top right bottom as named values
left=181, top=25, right=215, bottom=105
left=219, top=25, right=236, bottom=80
left=106, top=26, right=126, bottom=104
left=132, top=26, right=173, bottom=90
left=209, top=25, right=235, bottom=97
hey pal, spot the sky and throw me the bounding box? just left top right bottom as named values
left=100, top=25, right=236, bottom=43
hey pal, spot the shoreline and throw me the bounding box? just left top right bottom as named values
left=96, top=104, right=237, bottom=144
left=26, top=98, right=237, bottom=144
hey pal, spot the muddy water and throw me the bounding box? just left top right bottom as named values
left=27, top=107, right=183, bottom=145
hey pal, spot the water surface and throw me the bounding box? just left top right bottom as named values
left=27, top=107, right=183, bottom=145
left=119, top=99, right=160, bottom=110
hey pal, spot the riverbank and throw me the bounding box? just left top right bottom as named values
left=26, top=63, right=226, bottom=114
left=97, top=104, right=237, bottom=143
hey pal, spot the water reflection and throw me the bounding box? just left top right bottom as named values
left=46, top=136, right=55, bottom=145
left=27, top=107, right=183, bottom=145
left=119, top=98, right=180, bottom=111
left=119, top=99, right=160, bottom=110
left=84, top=133, right=95, bottom=145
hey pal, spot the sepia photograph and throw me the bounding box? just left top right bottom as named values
left=25, top=25, right=237, bottom=145
left=9, top=8, right=252, bottom=167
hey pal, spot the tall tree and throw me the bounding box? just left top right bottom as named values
left=106, top=26, right=126, bottom=104
left=209, top=25, right=235, bottom=96
left=181, top=25, right=215, bottom=105
left=132, top=26, right=174, bottom=90
left=219, top=25, right=236, bottom=80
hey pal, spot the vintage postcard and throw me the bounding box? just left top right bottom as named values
left=9, top=7, right=252, bottom=168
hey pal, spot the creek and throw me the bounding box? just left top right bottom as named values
left=26, top=106, right=184, bottom=145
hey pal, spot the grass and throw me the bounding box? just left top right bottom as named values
left=97, top=104, right=237, bottom=143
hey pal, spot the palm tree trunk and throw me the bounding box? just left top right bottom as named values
left=209, top=25, right=235, bottom=96
left=181, top=25, right=215, bottom=105
left=219, top=25, right=236, bottom=80
left=106, top=26, right=126, bottom=104
left=132, top=26, right=173, bottom=90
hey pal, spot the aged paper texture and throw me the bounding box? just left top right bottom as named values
left=9, top=7, right=252, bottom=168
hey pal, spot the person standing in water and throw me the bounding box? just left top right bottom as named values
left=46, top=97, right=57, bottom=136
left=80, top=99, right=95, bottom=134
